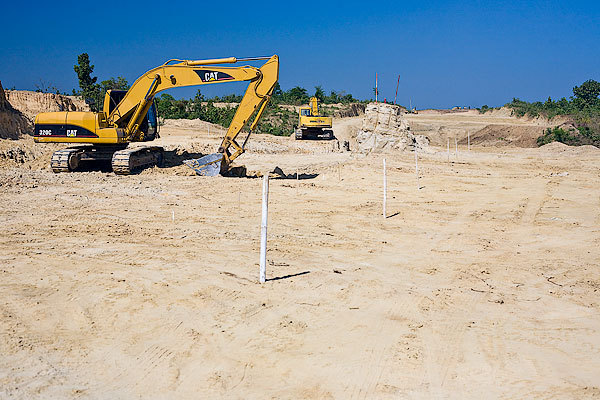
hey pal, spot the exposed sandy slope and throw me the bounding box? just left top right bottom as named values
left=0, top=82, right=31, bottom=139
left=1, top=113, right=599, bottom=399
left=5, top=90, right=89, bottom=123
left=406, top=108, right=567, bottom=148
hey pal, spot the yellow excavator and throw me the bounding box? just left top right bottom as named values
left=294, top=96, right=333, bottom=140
left=34, top=55, right=279, bottom=175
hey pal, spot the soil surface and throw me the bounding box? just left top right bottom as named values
left=1, top=113, right=599, bottom=398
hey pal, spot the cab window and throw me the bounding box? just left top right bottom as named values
left=301, top=109, right=311, bottom=116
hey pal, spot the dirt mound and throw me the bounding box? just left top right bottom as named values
left=465, top=124, right=545, bottom=147
left=161, top=118, right=225, bottom=134
left=0, top=137, right=57, bottom=169
left=5, top=89, right=89, bottom=122
left=536, top=141, right=600, bottom=156
left=0, top=82, right=32, bottom=139
left=356, top=102, right=429, bottom=153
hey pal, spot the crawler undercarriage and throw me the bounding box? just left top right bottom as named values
left=50, top=145, right=164, bottom=175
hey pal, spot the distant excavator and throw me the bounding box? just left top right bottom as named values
left=294, top=97, right=334, bottom=140
left=33, top=55, right=279, bottom=175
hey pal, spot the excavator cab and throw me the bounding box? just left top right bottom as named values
left=104, top=90, right=159, bottom=141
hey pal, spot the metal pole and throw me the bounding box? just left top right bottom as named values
left=383, top=158, right=387, bottom=218
left=259, top=174, right=269, bottom=283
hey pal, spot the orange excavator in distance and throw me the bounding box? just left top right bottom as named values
left=33, top=55, right=279, bottom=176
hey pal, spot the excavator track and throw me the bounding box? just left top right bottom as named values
left=50, top=148, right=84, bottom=173
left=111, top=146, right=164, bottom=175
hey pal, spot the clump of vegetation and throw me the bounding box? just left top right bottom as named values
left=254, top=102, right=296, bottom=136
left=478, top=105, right=497, bottom=113
left=536, top=127, right=573, bottom=146
left=500, top=80, right=600, bottom=147
left=537, top=126, right=600, bottom=147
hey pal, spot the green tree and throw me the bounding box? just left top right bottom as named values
left=271, top=82, right=284, bottom=103
left=314, top=85, right=325, bottom=102
left=74, top=53, right=101, bottom=110
left=325, top=90, right=340, bottom=104
left=189, top=89, right=204, bottom=119
left=286, top=86, right=309, bottom=104
left=573, top=80, right=600, bottom=109
left=100, top=76, right=129, bottom=92
left=155, top=93, right=189, bottom=119
left=340, top=91, right=355, bottom=103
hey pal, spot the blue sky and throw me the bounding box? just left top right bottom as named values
left=2, top=0, right=598, bottom=108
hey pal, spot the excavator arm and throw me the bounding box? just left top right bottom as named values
left=110, top=55, right=279, bottom=172
left=309, top=96, right=319, bottom=116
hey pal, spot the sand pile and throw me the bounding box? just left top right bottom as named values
left=0, top=137, right=57, bottom=169
left=537, top=141, right=600, bottom=156
left=5, top=89, right=88, bottom=122
left=162, top=118, right=225, bottom=133
left=465, top=125, right=546, bottom=147
left=356, top=102, right=429, bottom=152
left=0, top=82, right=32, bottom=139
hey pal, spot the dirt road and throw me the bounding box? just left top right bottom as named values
left=1, top=114, right=599, bottom=398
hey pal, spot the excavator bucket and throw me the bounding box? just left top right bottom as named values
left=183, top=153, right=224, bottom=176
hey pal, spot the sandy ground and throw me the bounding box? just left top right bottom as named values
left=1, top=113, right=600, bottom=399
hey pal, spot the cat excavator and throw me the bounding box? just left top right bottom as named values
left=33, top=55, right=279, bottom=175
left=294, top=96, right=333, bottom=140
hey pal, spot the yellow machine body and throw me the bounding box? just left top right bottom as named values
left=35, top=111, right=121, bottom=144
left=298, top=97, right=332, bottom=129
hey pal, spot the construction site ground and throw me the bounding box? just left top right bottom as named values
left=1, top=112, right=599, bottom=398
